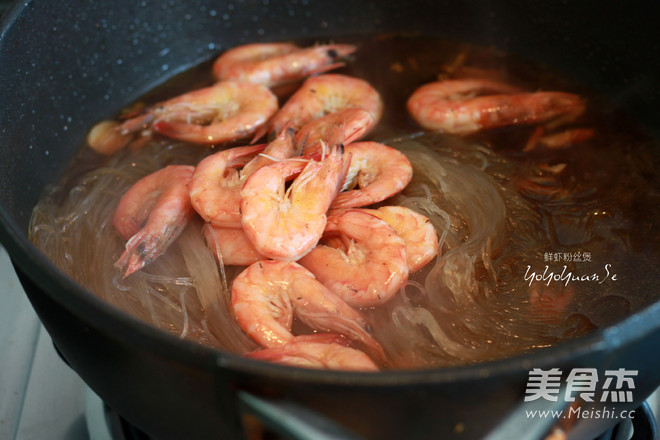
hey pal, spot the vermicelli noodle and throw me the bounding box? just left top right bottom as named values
left=28, top=35, right=660, bottom=369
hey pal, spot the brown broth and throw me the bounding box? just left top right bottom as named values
left=29, top=33, right=660, bottom=369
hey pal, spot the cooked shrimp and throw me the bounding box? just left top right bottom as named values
left=190, top=144, right=267, bottom=228
left=231, top=260, right=384, bottom=357
left=118, top=81, right=278, bottom=145
left=299, top=210, right=408, bottom=307
left=240, top=125, right=299, bottom=177
left=212, top=42, right=357, bottom=88
left=407, top=78, right=585, bottom=134
left=246, top=334, right=379, bottom=371
left=241, top=145, right=347, bottom=261
left=191, top=129, right=298, bottom=228
left=113, top=165, right=195, bottom=277
left=331, top=141, right=413, bottom=210
left=202, top=223, right=264, bottom=266
left=295, top=107, right=374, bottom=157
left=254, top=73, right=383, bottom=140
left=360, top=206, right=439, bottom=273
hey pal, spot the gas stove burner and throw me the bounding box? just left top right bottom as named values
left=86, top=388, right=152, bottom=440
left=594, top=401, right=657, bottom=440
left=85, top=385, right=658, bottom=440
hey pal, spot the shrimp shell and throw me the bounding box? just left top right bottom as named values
left=190, top=144, right=267, bottom=228
left=255, top=73, right=382, bottom=140
left=122, top=81, right=278, bottom=145
left=202, top=223, right=264, bottom=267
left=331, top=141, right=413, bottom=210
left=240, top=145, right=347, bottom=261
left=246, top=334, right=379, bottom=371
left=359, top=206, right=439, bottom=273
left=212, top=42, right=357, bottom=88
left=295, top=107, right=374, bottom=157
left=299, top=209, right=409, bottom=307
left=231, top=260, right=384, bottom=358
left=407, top=78, right=585, bottom=134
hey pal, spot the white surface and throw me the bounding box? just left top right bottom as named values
left=0, top=246, right=89, bottom=440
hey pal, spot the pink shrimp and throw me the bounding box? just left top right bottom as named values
left=231, top=260, right=384, bottom=358
left=191, top=128, right=298, bottom=228
left=190, top=144, right=267, bottom=228
left=246, top=334, right=379, bottom=371
left=202, top=223, right=264, bottom=266
left=240, top=144, right=347, bottom=261
left=254, top=73, right=383, bottom=140
left=295, top=107, right=374, bottom=157
left=359, top=206, right=439, bottom=273
left=406, top=78, right=585, bottom=134
left=331, top=141, right=413, bottom=210
left=118, top=81, right=278, bottom=145
left=113, top=165, right=195, bottom=277
left=299, top=210, right=409, bottom=307
left=212, top=42, right=357, bottom=88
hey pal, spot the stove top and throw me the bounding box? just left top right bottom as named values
left=0, top=246, right=88, bottom=439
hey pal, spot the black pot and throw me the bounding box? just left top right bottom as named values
left=1, top=1, right=660, bottom=439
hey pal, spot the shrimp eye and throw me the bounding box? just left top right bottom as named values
left=137, top=242, right=147, bottom=257
left=327, top=48, right=338, bottom=59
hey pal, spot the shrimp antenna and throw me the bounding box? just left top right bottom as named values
left=257, top=153, right=286, bottom=163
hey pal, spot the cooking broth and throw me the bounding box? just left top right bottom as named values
left=29, top=34, right=660, bottom=369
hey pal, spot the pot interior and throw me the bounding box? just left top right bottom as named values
left=2, top=0, right=660, bottom=383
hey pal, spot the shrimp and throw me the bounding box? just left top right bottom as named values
left=240, top=144, right=347, bottom=261
left=406, top=78, right=585, bottom=134
left=299, top=210, right=408, bottom=307
left=246, top=334, right=379, bottom=371
left=358, top=206, right=439, bottom=273
left=113, top=165, right=195, bottom=277
left=190, top=144, right=267, bottom=228
left=231, top=260, right=384, bottom=358
left=295, top=107, right=374, bottom=157
left=202, top=223, right=264, bottom=266
left=254, top=73, right=383, bottom=140
left=191, top=129, right=299, bottom=228
left=118, top=81, right=278, bottom=145
left=212, top=42, right=357, bottom=88
left=331, top=141, right=413, bottom=210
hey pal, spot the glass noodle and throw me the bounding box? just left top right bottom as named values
left=29, top=35, right=660, bottom=369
